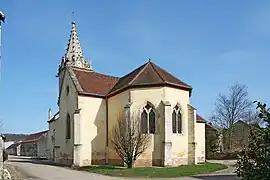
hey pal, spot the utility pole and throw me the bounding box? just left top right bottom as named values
left=0, top=11, right=5, bottom=179
left=0, top=11, right=5, bottom=89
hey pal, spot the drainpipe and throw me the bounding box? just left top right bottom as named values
left=105, top=96, right=109, bottom=164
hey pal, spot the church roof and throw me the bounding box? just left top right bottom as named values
left=47, top=111, right=60, bottom=123
left=72, top=68, right=119, bottom=96
left=108, top=61, right=192, bottom=96
left=70, top=61, right=192, bottom=97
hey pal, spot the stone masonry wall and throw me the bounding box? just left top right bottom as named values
left=187, top=104, right=195, bottom=164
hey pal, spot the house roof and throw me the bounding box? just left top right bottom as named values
left=7, top=142, right=21, bottom=149
left=196, top=114, right=207, bottom=123
left=109, top=61, right=192, bottom=96
left=72, top=68, right=119, bottom=96
left=21, top=130, right=48, bottom=143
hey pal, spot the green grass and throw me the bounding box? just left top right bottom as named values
left=80, top=163, right=227, bottom=178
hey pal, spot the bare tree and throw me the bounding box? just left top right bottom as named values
left=110, top=113, right=151, bottom=168
left=211, top=83, right=252, bottom=152
left=242, top=111, right=263, bottom=126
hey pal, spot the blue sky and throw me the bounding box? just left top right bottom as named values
left=1, top=0, right=269, bottom=134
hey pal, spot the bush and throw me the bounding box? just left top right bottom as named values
left=236, top=101, right=270, bottom=180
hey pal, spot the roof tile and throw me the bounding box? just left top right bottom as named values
left=22, top=130, right=48, bottom=143
left=72, top=68, right=119, bottom=96
left=109, top=61, right=192, bottom=94
left=196, top=114, right=207, bottom=123
left=70, top=61, right=192, bottom=97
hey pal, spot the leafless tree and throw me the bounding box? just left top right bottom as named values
left=110, top=113, right=151, bottom=168
left=242, top=111, right=263, bottom=126
left=211, top=83, right=253, bottom=152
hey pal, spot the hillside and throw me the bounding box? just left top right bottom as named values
left=3, top=133, right=29, bottom=142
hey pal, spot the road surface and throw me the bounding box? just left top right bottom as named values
left=7, top=156, right=239, bottom=180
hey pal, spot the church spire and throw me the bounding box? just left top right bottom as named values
left=59, top=19, right=92, bottom=71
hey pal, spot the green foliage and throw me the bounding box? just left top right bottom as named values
left=3, top=133, right=29, bottom=142
left=236, top=101, right=270, bottom=180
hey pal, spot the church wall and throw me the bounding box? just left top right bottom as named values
left=77, top=96, right=106, bottom=166
left=107, top=90, right=130, bottom=166
left=46, top=122, right=54, bottom=160
left=56, top=70, right=78, bottom=166
left=128, top=86, right=192, bottom=166
left=195, top=122, right=205, bottom=163
left=130, top=87, right=165, bottom=166
left=165, top=87, right=190, bottom=166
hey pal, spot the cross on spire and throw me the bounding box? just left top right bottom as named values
left=72, top=12, right=75, bottom=23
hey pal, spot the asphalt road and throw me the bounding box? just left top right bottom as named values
left=6, top=156, right=239, bottom=180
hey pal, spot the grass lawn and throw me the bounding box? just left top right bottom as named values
left=80, top=163, right=227, bottom=178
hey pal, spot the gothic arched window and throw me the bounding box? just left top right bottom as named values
left=141, top=110, right=148, bottom=134
left=66, top=113, right=71, bottom=139
left=141, top=103, right=156, bottom=134
left=172, top=105, right=182, bottom=134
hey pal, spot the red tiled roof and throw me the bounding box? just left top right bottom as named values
left=109, top=61, right=192, bottom=95
left=22, top=130, right=48, bottom=143
left=196, top=114, right=207, bottom=123
left=72, top=68, right=119, bottom=96
left=21, top=139, right=40, bottom=143
left=69, top=61, right=192, bottom=98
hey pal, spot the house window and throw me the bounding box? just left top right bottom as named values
left=172, top=105, right=182, bottom=134
left=66, top=114, right=71, bottom=139
left=141, top=103, right=156, bottom=134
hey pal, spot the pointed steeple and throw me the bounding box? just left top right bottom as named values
left=59, top=20, right=92, bottom=71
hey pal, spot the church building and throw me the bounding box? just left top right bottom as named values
left=46, top=21, right=206, bottom=167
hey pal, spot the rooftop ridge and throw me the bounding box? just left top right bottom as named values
left=72, top=67, right=120, bottom=79
left=149, top=61, right=166, bottom=82
left=127, top=61, right=150, bottom=85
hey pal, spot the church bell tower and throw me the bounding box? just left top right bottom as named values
left=58, top=20, right=92, bottom=74
left=57, top=20, right=92, bottom=105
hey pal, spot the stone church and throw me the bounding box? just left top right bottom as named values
left=46, top=21, right=206, bottom=167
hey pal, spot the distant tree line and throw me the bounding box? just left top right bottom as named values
left=3, top=133, right=29, bottom=142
